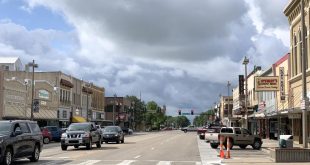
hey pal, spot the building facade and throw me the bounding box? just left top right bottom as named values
left=0, top=70, right=105, bottom=127
left=284, top=0, right=310, bottom=144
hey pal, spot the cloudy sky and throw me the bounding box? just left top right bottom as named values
left=0, top=0, right=290, bottom=116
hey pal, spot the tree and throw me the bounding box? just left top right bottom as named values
left=193, top=109, right=215, bottom=126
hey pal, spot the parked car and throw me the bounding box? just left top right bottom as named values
left=197, top=127, right=207, bottom=139
left=60, top=122, right=102, bottom=150
left=210, top=127, right=263, bottom=150
left=44, top=126, right=61, bottom=142
left=0, top=120, right=43, bottom=165
left=204, top=127, right=221, bottom=149
left=102, top=126, right=125, bottom=144
left=41, top=127, right=52, bottom=144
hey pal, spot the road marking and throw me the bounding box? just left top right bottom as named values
left=117, top=160, right=136, bottom=165
left=59, top=157, right=70, bottom=159
left=74, top=160, right=101, bottom=165
left=157, top=161, right=171, bottom=165
left=134, top=155, right=141, bottom=159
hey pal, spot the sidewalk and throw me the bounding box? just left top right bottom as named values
left=261, top=138, right=303, bottom=154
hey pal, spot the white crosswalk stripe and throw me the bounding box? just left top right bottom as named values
left=117, top=160, right=136, bottom=165
left=74, top=160, right=101, bottom=165
left=156, top=161, right=171, bottom=165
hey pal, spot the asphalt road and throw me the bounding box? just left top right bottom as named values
left=13, top=131, right=202, bottom=165
left=11, top=131, right=275, bottom=165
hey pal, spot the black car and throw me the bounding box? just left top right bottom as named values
left=0, top=120, right=43, bottom=165
left=102, top=126, right=125, bottom=144
left=60, top=122, right=101, bottom=150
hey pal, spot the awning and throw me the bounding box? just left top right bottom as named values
left=72, top=116, right=86, bottom=123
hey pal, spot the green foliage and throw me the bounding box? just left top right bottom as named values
left=193, top=109, right=215, bottom=126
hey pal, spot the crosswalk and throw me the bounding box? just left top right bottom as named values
left=35, top=159, right=203, bottom=165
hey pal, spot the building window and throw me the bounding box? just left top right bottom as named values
left=63, top=110, right=67, bottom=118
left=299, top=30, right=302, bottom=74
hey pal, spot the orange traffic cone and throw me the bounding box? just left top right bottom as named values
left=219, top=136, right=225, bottom=158
left=226, top=137, right=231, bottom=159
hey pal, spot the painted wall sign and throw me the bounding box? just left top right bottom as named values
left=254, top=76, right=279, bottom=91
left=38, top=90, right=49, bottom=99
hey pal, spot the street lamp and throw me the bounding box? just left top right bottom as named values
left=28, top=60, right=38, bottom=121
left=242, top=56, right=249, bottom=129
left=227, top=81, right=231, bottom=125
left=300, top=0, right=308, bottom=148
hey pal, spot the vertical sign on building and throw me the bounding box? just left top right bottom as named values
left=238, top=75, right=244, bottom=96
left=279, top=67, right=285, bottom=101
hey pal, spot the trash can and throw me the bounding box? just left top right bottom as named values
left=279, top=135, right=293, bottom=148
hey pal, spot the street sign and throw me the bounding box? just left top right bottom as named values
left=182, top=113, right=190, bottom=115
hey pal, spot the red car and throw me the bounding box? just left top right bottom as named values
left=41, top=127, right=52, bottom=144
left=197, top=127, right=207, bottom=139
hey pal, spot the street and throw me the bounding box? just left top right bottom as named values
left=11, top=131, right=273, bottom=165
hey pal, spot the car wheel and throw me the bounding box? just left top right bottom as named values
left=116, top=139, right=120, bottom=144
left=29, top=145, right=40, bottom=162
left=252, top=140, right=261, bottom=150
left=239, top=145, right=247, bottom=149
left=86, top=139, right=92, bottom=150
left=121, top=137, right=124, bottom=143
left=184, top=130, right=187, bottom=133
left=61, top=145, right=67, bottom=151
left=210, top=143, right=219, bottom=149
left=3, top=148, right=12, bottom=165
left=105, top=141, right=108, bottom=144
left=96, top=138, right=102, bottom=148
left=74, top=145, right=79, bottom=149
left=43, top=137, right=50, bottom=144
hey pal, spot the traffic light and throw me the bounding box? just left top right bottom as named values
left=178, top=110, right=181, bottom=115
left=33, top=99, right=40, bottom=113
left=191, top=109, right=194, bottom=115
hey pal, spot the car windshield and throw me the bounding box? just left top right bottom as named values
left=0, top=122, right=12, bottom=135
left=103, top=127, right=118, bottom=133
left=68, top=124, right=91, bottom=131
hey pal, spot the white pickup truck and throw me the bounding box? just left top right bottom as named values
left=204, top=126, right=221, bottom=148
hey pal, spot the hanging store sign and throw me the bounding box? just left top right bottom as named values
left=254, top=76, right=279, bottom=91
left=279, top=67, right=285, bottom=101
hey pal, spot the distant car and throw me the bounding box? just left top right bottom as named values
left=0, top=120, right=43, bottom=165
left=128, top=128, right=133, bottom=135
left=197, top=127, right=207, bottom=139
left=44, top=126, right=61, bottom=142
left=41, top=127, right=52, bottom=144
left=102, top=126, right=125, bottom=144
left=181, top=126, right=197, bottom=133
left=121, top=127, right=129, bottom=134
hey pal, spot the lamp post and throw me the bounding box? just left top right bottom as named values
left=301, top=0, right=308, bottom=148
left=227, top=81, right=231, bottom=126
left=28, top=60, right=38, bottom=121
left=242, top=56, right=249, bottom=129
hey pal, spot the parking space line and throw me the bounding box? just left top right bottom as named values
left=134, top=155, right=141, bottom=159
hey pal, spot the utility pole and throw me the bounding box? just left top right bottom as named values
left=243, top=56, right=249, bottom=129
left=113, top=94, right=117, bottom=126
left=301, top=0, right=308, bottom=148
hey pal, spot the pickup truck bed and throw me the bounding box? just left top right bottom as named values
left=204, top=127, right=221, bottom=148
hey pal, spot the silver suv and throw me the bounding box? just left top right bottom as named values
left=60, top=122, right=101, bottom=150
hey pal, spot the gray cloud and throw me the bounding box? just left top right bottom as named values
left=0, top=0, right=291, bottom=115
